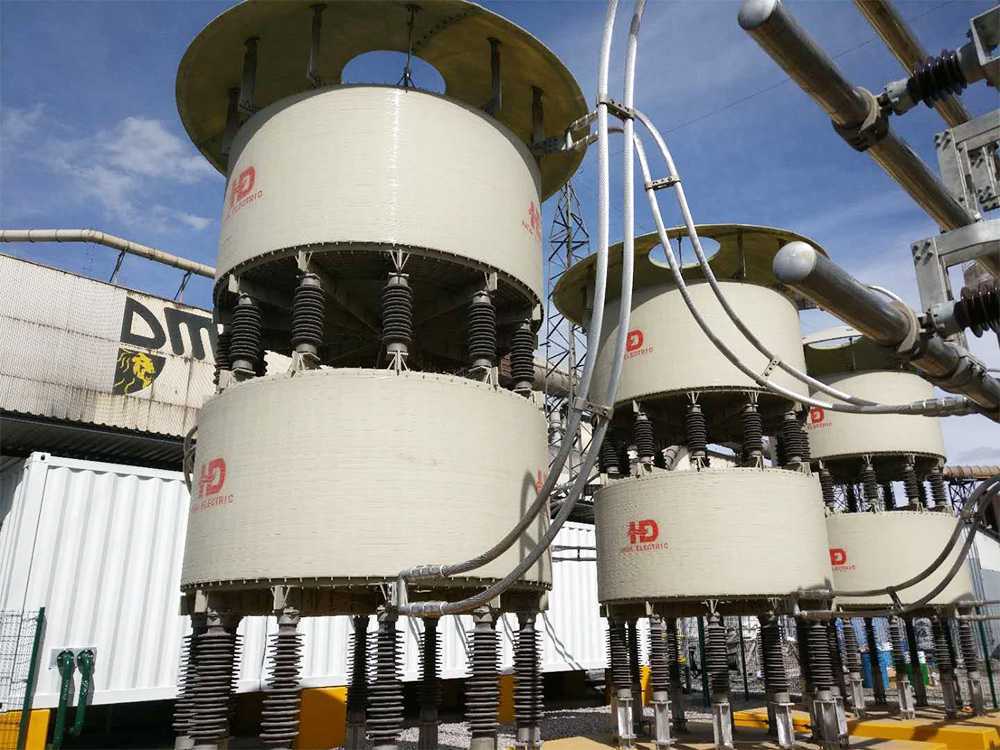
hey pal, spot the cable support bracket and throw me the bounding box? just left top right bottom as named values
left=645, top=176, right=680, bottom=191
left=598, top=97, right=635, bottom=121
left=831, top=87, right=889, bottom=153
left=572, top=395, right=612, bottom=421
left=761, top=357, right=781, bottom=378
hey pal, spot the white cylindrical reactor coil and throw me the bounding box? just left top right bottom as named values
left=182, top=369, right=550, bottom=590
left=805, top=370, right=946, bottom=462
left=827, top=511, right=974, bottom=608
left=590, top=281, right=809, bottom=407
left=218, top=86, right=544, bottom=300
left=593, top=468, right=832, bottom=604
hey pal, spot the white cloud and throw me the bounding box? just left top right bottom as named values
left=1, top=106, right=218, bottom=234
left=103, top=117, right=217, bottom=184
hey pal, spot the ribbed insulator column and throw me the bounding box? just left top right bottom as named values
left=861, top=460, right=880, bottom=510
left=705, top=613, right=729, bottom=699
left=889, top=618, right=909, bottom=677
left=514, top=612, right=543, bottom=747
left=819, top=466, right=836, bottom=510
left=368, top=612, right=403, bottom=749
left=827, top=622, right=847, bottom=697
left=599, top=434, right=620, bottom=476
left=881, top=482, right=896, bottom=510
left=842, top=621, right=862, bottom=677
left=467, top=290, right=497, bottom=370
left=759, top=614, right=789, bottom=697
left=780, top=411, right=806, bottom=467
left=466, top=608, right=500, bottom=746
left=928, top=470, right=949, bottom=508
left=796, top=618, right=812, bottom=697
left=959, top=619, right=980, bottom=674
left=807, top=622, right=833, bottom=694
left=229, top=294, right=263, bottom=375
left=290, top=273, right=324, bottom=356
left=213, top=330, right=231, bottom=387
left=626, top=618, right=643, bottom=732
left=902, top=463, right=921, bottom=509
left=633, top=412, right=656, bottom=465
left=509, top=321, right=536, bottom=395
left=684, top=398, right=708, bottom=468
left=934, top=617, right=954, bottom=674
left=608, top=619, right=632, bottom=692
left=346, top=615, right=370, bottom=750
left=260, top=611, right=303, bottom=749
left=905, top=617, right=929, bottom=707
left=418, top=617, right=441, bottom=750
left=648, top=616, right=670, bottom=693
left=741, top=399, right=764, bottom=466
left=173, top=617, right=207, bottom=742
left=189, top=620, right=239, bottom=745
left=666, top=618, right=686, bottom=730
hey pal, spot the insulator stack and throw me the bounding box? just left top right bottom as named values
left=959, top=619, right=979, bottom=673
left=346, top=615, right=369, bottom=716
left=864, top=618, right=887, bottom=703
left=290, top=273, right=325, bottom=356
left=684, top=400, right=708, bottom=467
left=881, top=483, right=895, bottom=510
left=213, top=330, right=231, bottom=386
left=633, top=412, right=656, bottom=464
left=843, top=621, right=862, bottom=675
left=906, top=49, right=968, bottom=108
left=889, top=618, right=908, bottom=675
left=759, top=614, right=789, bottom=696
left=819, top=467, right=835, bottom=510
left=827, top=622, right=847, bottom=695
left=189, top=623, right=238, bottom=745
left=928, top=470, right=948, bottom=508
left=796, top=618, right=813, bottom=694
left=599, top=434, right=620, bottom=476
left=781, top=411, right=805, bottom=467
left=368, top=614, right=403, bottom=747
left=467, top=291, right=497, bottom=369
left=626, top=618, right=643, bottom=713
left=918, top=480, right=929, bottom=509
left=954, top=283, right=999, bottom=341
left=902, top=463, right=920, bottom=508
left=514, top=613, right=544, bottom=740
left=607, top=619, right=632, bottom=691
left=861, top=461, right=879, bottom=509
left=229, top=294, right=263, bottom=374
left=509, top=321, right=536, bottom=395
left=706, top=613, right=730, bottom=698
left=665, top=619, right=682, bottom=686
left=419, top=618, right=441, bottom=718
left=619, top=441, right=632, bottom=476
left=466, top=610, right=500, bottom=742
left=741, top=399, right=764, bottom=466
left=260, top=614, right=303, bottom=749
left=933, top=618, right=954, bottom=675
left=173, top=629, right=201, bottom=738
left=381, top=273, right=413, bottom=358
left=807, top=621, right=833, bottom=693
left=648, top=616, right=670, bottom=692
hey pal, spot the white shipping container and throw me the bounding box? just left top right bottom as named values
left=0, top=452, right=608, bottom=708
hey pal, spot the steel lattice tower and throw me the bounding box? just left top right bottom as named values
left=543, top=182, right=591, bottom=519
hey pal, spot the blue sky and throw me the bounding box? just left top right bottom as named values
left=1, top=0, right=997, bottom=461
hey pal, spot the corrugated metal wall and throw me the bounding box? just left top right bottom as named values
left=0, top=453, right=607, bottom=707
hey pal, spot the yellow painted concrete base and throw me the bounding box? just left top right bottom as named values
left=0, top=709, right=50, bottom=750
left=733, top=706, right=811, bottom=731
left=848, top=713, right=1000, bottom=749
left=540, top=735, right=947, bottom=749
left=297, top=686, right=347, bottom=750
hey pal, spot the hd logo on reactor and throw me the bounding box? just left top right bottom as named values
left=622, top=519, right=666, bottom=553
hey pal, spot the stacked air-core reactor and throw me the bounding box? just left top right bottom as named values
left=804, top=332, right=979, bottom=719
left=173, top=2, right=587, bottom=749
left=554, top=225, right=838, bottom=749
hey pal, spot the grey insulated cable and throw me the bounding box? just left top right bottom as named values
left=394, top=0, right=624, bottom=597
left=398, top=0, right=639, bottom=617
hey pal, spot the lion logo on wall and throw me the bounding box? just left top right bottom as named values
left=112, top=348, right=165, bottom=395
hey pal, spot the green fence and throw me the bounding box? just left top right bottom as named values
left=0, top=610, right=46, bottom=750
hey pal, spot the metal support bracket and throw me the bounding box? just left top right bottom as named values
left=831, top=87, right=889, bottom=152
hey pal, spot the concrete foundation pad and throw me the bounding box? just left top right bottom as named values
left=733, top=706, right=812, bottom=730
left=847, top=714, right=1000, bottom=749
